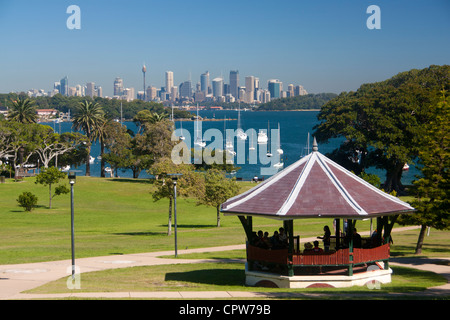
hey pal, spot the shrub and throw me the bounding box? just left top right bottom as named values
left=17, top=192, right=38, bottom=212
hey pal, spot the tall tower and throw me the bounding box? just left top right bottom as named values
left=165, top=71, right=174, bottom=100
left=200, top=71, right=209, bottom=94
left=142, top=64, right=147, bottom=101
left=229, top=70, right=239, bottom=99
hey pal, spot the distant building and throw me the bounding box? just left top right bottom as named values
left=122, top=88, right=135, bottom=102
left=114, top=77, right=124, bottom=97
left=268, top=79, right=282, bottom=99
left=60, top=76, right=69, bottom=96
left=245, top=76, right=255, bottom=103
left=166, top=71, right=174, bottom=99
left=200, top=71, right=209, bottom=95
left=86, top=82, right=96, bottom=98
left=229, top=70, right=239, bottom=99
left=212, top=77, right=223, bottom=99
left=37, top=109, right=58, bottom=120
left=295, top=85, right=308, bottom=96
left=179, top=81, right=192, bottom=99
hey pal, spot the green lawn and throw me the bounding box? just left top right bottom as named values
left=1, top=176, right=448, bottom=266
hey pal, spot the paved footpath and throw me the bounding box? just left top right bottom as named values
left=1, top=226, right=448, bottom=300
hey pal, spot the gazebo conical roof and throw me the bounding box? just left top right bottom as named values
left=221, top=139, right=415, bottom=220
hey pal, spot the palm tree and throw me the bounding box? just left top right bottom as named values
left=72, top=100, right=105, bottom=176
left=8, top=98, right=38, bottom=124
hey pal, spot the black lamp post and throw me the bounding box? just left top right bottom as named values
left=168, top=173, right=182, bottom=258
left=68, top=172, right=76, bottom=280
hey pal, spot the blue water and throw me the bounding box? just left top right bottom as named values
left=44, top=110, right=418, bottom=184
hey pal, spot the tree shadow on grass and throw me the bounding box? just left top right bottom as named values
left=107, top=178, right=154, bottom=185
left=165, top=268, right=245, bottom=287
left=161, top=224, right=217, bottom=229
left=113, top=231, right=167, bottom=236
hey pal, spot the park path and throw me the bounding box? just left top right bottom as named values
left=0, top=226, right=448, bottom=300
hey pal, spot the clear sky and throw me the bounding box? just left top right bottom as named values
left=0, top=0, right=449, bottom=97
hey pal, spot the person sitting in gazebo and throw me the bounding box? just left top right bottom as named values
left=313, top=240, right=324, bottom=253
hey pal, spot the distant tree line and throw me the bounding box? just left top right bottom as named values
left=256, top=93, right=338, bottom=111
left=0, top=93, right=192, bottom=120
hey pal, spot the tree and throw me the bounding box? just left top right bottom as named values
left=101, top=121, right=132, bottom=177
left=197, top=169, right=240, bottom=227
left=30, top=125, right=87, bottom=168
left=72, top=100, right=105, bottom=176
left=314, top=65, right=450, bottom=194
left=35, top=167, right=69, bottom=209
left=17, top=192, right=38, bottom=212
left=149, top=157, right=205, bottom=235
left=397, top=91, right=450, bottom=254
left=8, top=98, right=38, bottom=124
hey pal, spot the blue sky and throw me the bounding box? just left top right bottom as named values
left=0, top=0, right=449, bottom=97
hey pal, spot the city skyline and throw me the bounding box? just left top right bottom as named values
left=0, top=1, right=449, bottom=97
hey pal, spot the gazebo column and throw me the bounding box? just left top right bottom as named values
left=284, top=220, right=294, bottom=277
left=348, top=219, right=354, bottom=276
left=335, top=218, right=341, bottom=250
left=238, top=216, right=254, bottom=271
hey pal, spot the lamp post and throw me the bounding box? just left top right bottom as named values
left=168, top=173, right=182, bottom=258
left=68, top=172, right=76, bottom=280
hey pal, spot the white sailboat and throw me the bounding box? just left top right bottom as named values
left=194, top=104, right=206, bottom=148
left=249, top=130, right=256, bottom=151
left=236, top=103, right=247, bottom=140
left=179, top=118, right=185, bottom=141
left=224, top=117, right=236, bottom=156
left=266, top=121, right=272, bottom=157
left=257, top=131, right=268, bottom=144
left=276, top=123, right=283, bottom=155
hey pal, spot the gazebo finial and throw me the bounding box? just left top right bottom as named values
left=312, top=137, right=318, bottom=152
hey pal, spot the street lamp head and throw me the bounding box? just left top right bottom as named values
left=168, top=173, right=183, bottom=184
left=68, top=172, right=76, bottom=185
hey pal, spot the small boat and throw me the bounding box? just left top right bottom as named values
left=236, top=103, right=247, bottom=140
left=257, top=131, right=268, bottom=144
left=403, top=163, right=409, bottom=171
left=194, top=104, right=206, bottom=148
left=276, top=123, right=283, bottom=155
left=249, top=131, right=256, bottom=151
left=89, top=156, right=95, bottom=164
left=61, top=165, right=71, bottom=172
left=105, top=167, right=112, bottom=173
left=266, top=121, right=272, bottom=157
left=179, top=120, right=185, bottom=141
left=273, top=162, right=284, bottom=168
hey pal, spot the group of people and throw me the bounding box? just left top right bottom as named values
left=252, top=227, right=288, bottom=250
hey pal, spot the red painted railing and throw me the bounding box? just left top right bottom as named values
left=247, top=244, right=390, bottom=266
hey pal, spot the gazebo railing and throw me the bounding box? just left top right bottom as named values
left=247, top=244, right=390, bottom=274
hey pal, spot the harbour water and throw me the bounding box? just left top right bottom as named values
left=44, top=110, right=418, bottom=184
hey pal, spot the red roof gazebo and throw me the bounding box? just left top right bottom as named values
left=221, top=139, right=415, bottom=288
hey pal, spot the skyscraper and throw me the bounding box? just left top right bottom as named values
left=212, top=78, right=224, bottom=98
left=229, top=70, right=239, bottom=99
left=86, top=82, right=96, bottom=98
left=166, top=71, right=174, bottom=99
left=200, top=71, right=209, bottom=94
left=179, top=80, right=192, bottom=99
left=114, top=77, right=124, bottom=97
left=245, top=76, right=255, bottom=103
left=60, top=76, right=69, bottom=96
left=268, top=79, right=282, bottom=99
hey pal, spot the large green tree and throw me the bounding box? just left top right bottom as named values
left=314, top=65, right=450, bottom=194
left=72, top=100, right=105, bottom=176
left=398, top=92, right=449, bottom=254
